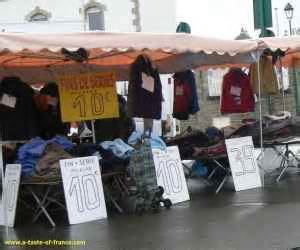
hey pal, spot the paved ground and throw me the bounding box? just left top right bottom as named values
left=2, top=171, right=300, bottom=250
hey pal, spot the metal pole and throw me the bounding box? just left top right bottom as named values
left=289, top=20, right=293, bottom=35
left=0, top=144, right=8, bottom=235
left=257, top=56, right=264, bottom=154
left=278, top=57, right=286, bottom=112
left=275, top=8, right=280, bottom=36
left=91, top=120, right=96, bottom=144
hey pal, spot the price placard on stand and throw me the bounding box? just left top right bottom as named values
left=60, top=157, right=107, bottom=224
left=225, top=136, right=262, bottom=191
left=1, top=164, right=22, bottom=227
left=152, top=146, right=190, bottom=204
left=57, top=72, right=119, bottom=122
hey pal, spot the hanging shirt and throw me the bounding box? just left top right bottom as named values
left=249, top=56, right=279, bottom=95
left=173, top=70, right=200, bottom=120
left=221, top=68, right=255, bottom=114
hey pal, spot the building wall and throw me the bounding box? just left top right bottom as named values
left=0, top=0, right=176, bottom=33
left=139, top=0, right=176, bottom=33
left=0, top=0, right=135, bottom=32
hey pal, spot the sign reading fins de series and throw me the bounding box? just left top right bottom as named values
left=60, top=156, right=107, bottom=224
left=57, top=72, right=119, bottom=122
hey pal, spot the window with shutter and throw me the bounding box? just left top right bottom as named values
left=88, top=11, right=104, bottom=30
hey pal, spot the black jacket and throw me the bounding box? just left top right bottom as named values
left=127, top=54, right=163, bottom=120
left=0, top=77, right=41, bottom=140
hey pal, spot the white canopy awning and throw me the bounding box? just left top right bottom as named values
left=0, top=31, right=262, bottom=83
left=260, top=36, right=300, bottom=68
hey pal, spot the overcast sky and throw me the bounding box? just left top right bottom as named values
left=177, top=0, right=300, bottom=39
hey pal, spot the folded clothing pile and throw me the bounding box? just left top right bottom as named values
left=69, top=139, right=134, bottom=173
left=167, top=130, right=210, bottom=159
left=16, top=136, right=73, bottom=178
left=128, top=131, right=167, bottom=151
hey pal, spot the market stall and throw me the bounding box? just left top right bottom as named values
left=172, top=36, right=300, bottom=193
left=4, top=31, right=299, bottom=229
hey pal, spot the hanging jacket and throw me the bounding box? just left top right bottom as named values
left=127, top=54, right=163, bottom=120
left=221, top=68, right=255, bottom=114
left=173, top=70, right=200, bottom=120
left=38, top=82, right=69, bottom=140
left=0, top=77, right=41, bottom=140
left=249, top=56, right=279, bottom=95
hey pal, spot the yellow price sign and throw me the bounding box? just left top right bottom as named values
left=57, top=72, right=119, bottom=122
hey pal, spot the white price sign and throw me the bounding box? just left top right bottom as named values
left=225, top=136, right=262, bottom=191
left=60, top=157, right=107, bottom=225
left=152, top=146, right=190, bottom=204
left=0, top=164, right=22, bottom=227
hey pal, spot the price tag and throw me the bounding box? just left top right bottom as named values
left=142, top=73, right=155, bottom=93
left=152, top=146, right=190, bottom=204
left=225, top=136, right=262, bottom=191
left=1, top=94, right=17, bottom=108
left=57, top=72, right=119, bottom=122
left=230, top=86, right=241, bottom=96
left=1, top=164, right=22, bottom=227
left=47, top=96, right=58, bottom=107
left=175, top=85, right=184, bottom=96
left=60, top=156, right=107, bottom=224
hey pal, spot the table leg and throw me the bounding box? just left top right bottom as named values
left=276, top=163, right=289, bottom=183
left=29, top=187, right=56, bottom=227
left=215, top=175, right=229, bottom=194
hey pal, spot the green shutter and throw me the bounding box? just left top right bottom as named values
left=253, top=0, right=273, bottom=29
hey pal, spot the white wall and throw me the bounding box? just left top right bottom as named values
left=139, top=0, right=176, bottom=33
left=0, top=0, right=135, bottom=33
left=0, top=0, right=176, bottom=33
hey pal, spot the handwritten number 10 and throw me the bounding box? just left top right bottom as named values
left=69, top=175, right=101, bottom=213
left=6, top=180, right=17, bottom=212
left=157, top=160, right=182, bottom=195
left=73, top=93, right=104, bottom=117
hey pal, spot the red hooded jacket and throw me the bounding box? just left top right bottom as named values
left=221, top=68, right=255, bottom=114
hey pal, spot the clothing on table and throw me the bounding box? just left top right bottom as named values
left=220, top=68, right=255, bottom=114
left=127, top=54, right=163, bottom=119
left=69, top=143, right=100, bottom=157
left=69, top=142, right=128, bottom=173
left=249, top=56, right=279, bottom=95
left=0, top=77, right=41, bottom=140
left=34, top=143, right=72, bottom=179
left=16, top=136, right=73, bottom=177
left=173, top=70, right=200, bottom=120
left=100, top=139, right=134, bottom=160
left=98, top=147, right=129, bottom=173
left=192, top=141, right=226, bottom=158
left=128, top=131, right=167, bottom=151
left=166, top=130, right=211, bottom=159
